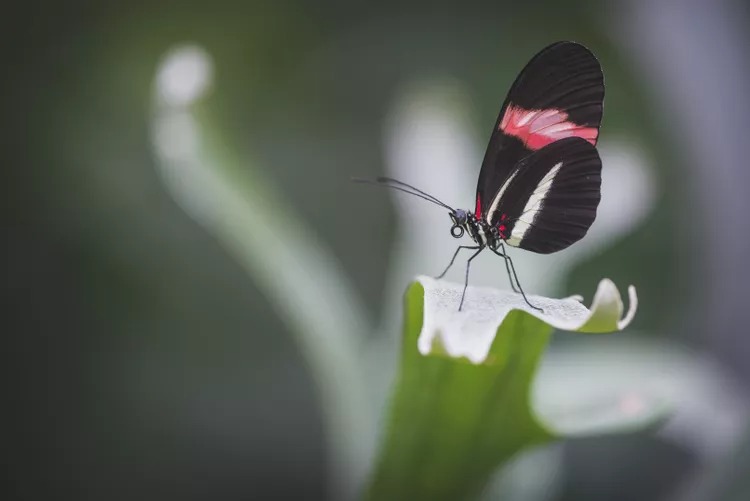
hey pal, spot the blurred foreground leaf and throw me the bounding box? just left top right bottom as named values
left=366, top=276, right=664, bottom=500
left=150, top=46, right=374, bottom=500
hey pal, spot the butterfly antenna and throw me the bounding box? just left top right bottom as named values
left=375, top=177, right=453, bottom=207
left=351, top=177, right=455, bottom=212
left=351, top=177, right=454, bottom=211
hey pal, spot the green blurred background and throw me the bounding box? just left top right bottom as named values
left=6, top=1, right=750, bottom=500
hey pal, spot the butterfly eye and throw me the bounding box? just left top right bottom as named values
left=452, top=209, right=468, bottom=225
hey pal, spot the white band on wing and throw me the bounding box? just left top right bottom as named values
left=507, top=162, right=563, bottom=246
left=485, top=170, right=519, bottom=225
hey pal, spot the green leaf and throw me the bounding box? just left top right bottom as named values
left=366, top=276, right=662, bottom=500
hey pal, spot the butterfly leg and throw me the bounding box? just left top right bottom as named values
left=490, top=244, right=520, bottom=293
left=436, top=245, right=481, bottom=280
left=459, top=246, right=485, bottom=311
left=492, top=245, right=543, bottom=312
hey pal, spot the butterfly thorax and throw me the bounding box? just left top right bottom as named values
left=450, top=210, right=503, bottom=250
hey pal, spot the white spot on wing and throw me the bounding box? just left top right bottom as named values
left=507, top=162, right=563, bottom=246
left=516, top=109, right=539, bottom=127
left=537, top=122, right=577, bottom=134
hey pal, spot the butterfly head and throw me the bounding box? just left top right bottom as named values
left=449, top=209, right=470, bottom=238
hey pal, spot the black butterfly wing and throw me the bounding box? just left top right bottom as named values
left=475, top=41, right=604, bottom=222
left=491, top=137, right=602, bottom=254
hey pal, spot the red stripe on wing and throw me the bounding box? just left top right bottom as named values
left=499, top=104, right=598, bottom=150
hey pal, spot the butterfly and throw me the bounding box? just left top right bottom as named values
left=355, top=41, right=604, bottom=311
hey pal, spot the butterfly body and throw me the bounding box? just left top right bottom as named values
left=449, top=210, right=502, bottom=250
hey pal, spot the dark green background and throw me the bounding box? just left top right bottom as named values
left=5, top=1, right=749, bottom=500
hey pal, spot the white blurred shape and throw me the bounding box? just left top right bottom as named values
left=152, top=111, right=216, bottom=224
left=480, top=444, right=565, bottom=501
left=384, top=79, right=478, bottom=224
left=156, top=45, right=214, bottom=107
left=380, top=79, right=481, bottom=324
left=620, top=392, right=647, bottom=416
left=535, top=337, right=749, bottom=460
left=152, top=111, right=200, bottom=162
left=151, top=45, right=374, bottom=500
left=586, top=140, right=656, bottom=252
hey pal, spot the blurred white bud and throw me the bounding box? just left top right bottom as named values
left=156, top=45, right=213, bottom=108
